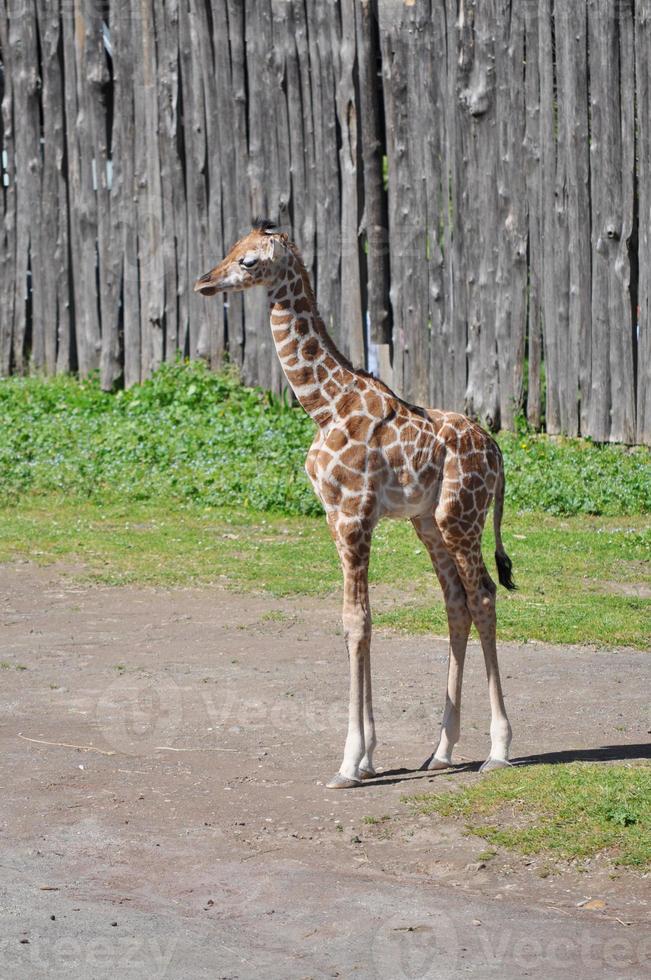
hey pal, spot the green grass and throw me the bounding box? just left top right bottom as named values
left=0, top=499, right=648, bottom=649
left=404, top=763, right=651, bottom=868
left=0, top=363, right=649, bottom=648
left=0, top=361, right=649, bottom=516
left=0, top=361, right=320, bottom=516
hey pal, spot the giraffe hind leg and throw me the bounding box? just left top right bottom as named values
left=412, top=515, right=472, bottom=770
left=442, top=533, right=513, bottom=770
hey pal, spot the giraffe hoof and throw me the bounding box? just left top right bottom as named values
left=357, top=767, right=377, bottom=781
left=421, top=754, right=452, bottom=771
left=480, top=758, right=512, bottom=773
left=326, top=773, right=362, bottom=789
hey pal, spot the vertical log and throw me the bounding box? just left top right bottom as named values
left=283, top=0, right=316, bottom=270
left=548, top=0, right=572, bottom=437
left=306, top=0, right=341, bottom=349
left=242, top=0, right=272, bottom=388
left=407, top=0, right=438, bottom=408
left=78, top=1, right=118, bottom=390
left=61, top=0, right=102, bottom=375
left=378, top=0, right=406, bottom=396
left=194, top=0, right=226, bottom=371
left=38, top=2, right=71, bottom=375
left=424, top=1, right=448, bottom=410
left=456, top=0, right=500, bottom=428
left=523, top=0, right=542, bottom=429
left=110, top=0, right=140, bottom=387
left=587, top=0, right=636, bottom=442
left=178, top=0, right=206, bottom=364
left=132, top=0, right=165, bottom=378
left=494, top=0, right=527, bottom=428
left=538, top=0, right=560, bottom=433
left=215, top=0, right=249, bottom=372
left=334, top=0, right=365, bottom=368
left=8, top=0, right=41, bottom=374
left=555, top=0, right=591, bottom=435
left=265, top=0, right=293, bottom=391
left=444, top=0, right=468, bottom=412
left=636, top=0, right=651, bottom=444
left=614, top=0, right=636, bottom=444
left=378, top=0, right=430, bottom=406
left=153, top=0, right=182, bottom=366
left=355, top=0, right=391, bottom=349
left=0, top=0, right=17, bottom=375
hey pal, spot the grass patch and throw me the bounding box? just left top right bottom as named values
left=0, top=364, right=649, bottom=648
left=0, top=500, right=648, bottom=649
left=404, top=763, right=651, bottom=868
left=374, top=511, right=651, bottom=649
left=0, top=362, right=320, bottom=516
left=0, top=361, right=649, bottom=517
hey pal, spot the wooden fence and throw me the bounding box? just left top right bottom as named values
left=1, top=0, right=650, bottom=444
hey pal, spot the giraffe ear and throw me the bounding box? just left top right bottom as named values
left=267, top=235, right=286, bottom=262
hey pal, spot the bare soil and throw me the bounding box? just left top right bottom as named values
left=1, top=562, right=649, bottom=979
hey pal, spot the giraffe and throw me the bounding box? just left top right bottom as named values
left=195, top=219, right=516, bottom=789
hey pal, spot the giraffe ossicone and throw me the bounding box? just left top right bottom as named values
left=195, top=221, right=516, bottom=788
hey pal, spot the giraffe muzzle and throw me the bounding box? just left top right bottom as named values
left=194, top=272, right=220, bottom=297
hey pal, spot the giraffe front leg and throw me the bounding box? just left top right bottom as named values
left=326, top=524, right=373, bottom=789
left=326, top=602, right=372, bottom=789
left=358, top=651, right=377, bottom=779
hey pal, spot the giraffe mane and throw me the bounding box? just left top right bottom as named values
left=252, top=216, right=279, bottom=235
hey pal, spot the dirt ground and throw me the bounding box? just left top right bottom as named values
left=1, top=562, right=649, bottom=979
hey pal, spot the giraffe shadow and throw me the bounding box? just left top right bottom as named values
left=510, top=742, right=651, bottom=767
left=364, top=742, right=651, bottom=788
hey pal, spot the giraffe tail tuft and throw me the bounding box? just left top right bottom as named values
left=493, top=450, right=517, bottom=591
left=495, top=549, right=516, bottom=591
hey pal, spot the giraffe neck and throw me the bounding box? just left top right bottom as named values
left=268, top=252, right=357, bottom=427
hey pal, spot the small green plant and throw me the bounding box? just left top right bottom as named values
left=261, top=610, right=290, bottom=623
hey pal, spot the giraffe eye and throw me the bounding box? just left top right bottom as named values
left=240, top=255, right=258, bottom=269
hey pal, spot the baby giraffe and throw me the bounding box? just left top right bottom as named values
left=195, top=219, right=516, bottom=788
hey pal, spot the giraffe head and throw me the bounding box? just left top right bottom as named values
left=194, top=219, right=288, bottom=297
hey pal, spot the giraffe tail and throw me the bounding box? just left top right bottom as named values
left=493, top=454, right=517, bottom=591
